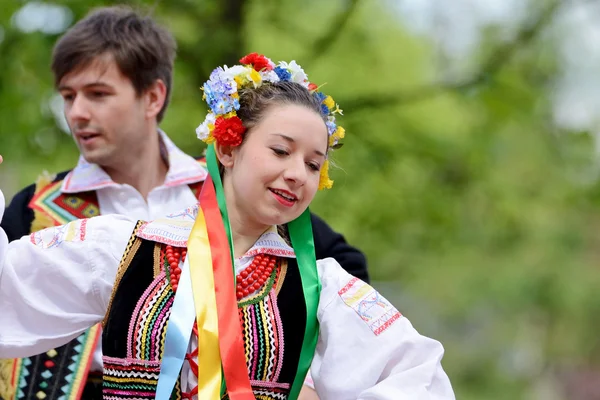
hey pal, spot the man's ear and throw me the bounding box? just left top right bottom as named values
left=214, top=141, right=236, bottom=168
left=144, top=79, right=167, bottom=119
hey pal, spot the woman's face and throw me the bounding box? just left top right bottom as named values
left=220, top=103, right=328, bottom=233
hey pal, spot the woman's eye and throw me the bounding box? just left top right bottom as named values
left=307, top=163, right=320, bottom=172
left=272, top=148, right=288, bottom=156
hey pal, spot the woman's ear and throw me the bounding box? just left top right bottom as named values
left=214, top=142, right=236, bottom=168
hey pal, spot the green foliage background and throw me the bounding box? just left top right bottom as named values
left=1, top=1, right=599, bottom=398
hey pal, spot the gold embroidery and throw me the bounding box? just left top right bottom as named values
left=153, top=243, right=162, bottom=277
left=103, top=221, right=144, bottom=328
left=275, top=259, right=288, bottom=295
left=0, top=358, right=19, bottom=399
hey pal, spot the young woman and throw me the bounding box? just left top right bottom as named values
left=0, top=54, right=455, bottom=399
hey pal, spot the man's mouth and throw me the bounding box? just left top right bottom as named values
left=77, top=132, right=101, bottom=142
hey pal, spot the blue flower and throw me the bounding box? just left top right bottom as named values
left=232, top=97, right=240, bottom=111
left=313, top=91, right=327, bottom=103
left=274, top=66, right=292, bottom=81
left=320, top=103, right=330, bottom=117
left=209, top=67, right=224, bottom=81
left=209, top=94, right=238, bottom=115
left=326, top=121, right=337, bottom=135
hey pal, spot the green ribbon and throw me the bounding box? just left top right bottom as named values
left=287, top=209, right=322, bottom=400
left=204, top=144, right=321, bottom=400
left=206, top=146, right=235, bottom=262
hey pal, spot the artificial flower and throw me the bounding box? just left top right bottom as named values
left=274, top=66, right=292, bottom=81
left=318, top=160, right=334, bottom=190
left=239, top=53, right=274, bottom=72
left=313, top=92, right=327, bottom=103
left=329, top=126, right=345, bottom=146
left=195, top=113, right=216, bottom=141
left=260, top=69, right=280, bottom=83
left=212, top=115, right=246, bottom=146
left=323, top=95, right=335, bottom=110
left=282, top=60, right=308, bottom=85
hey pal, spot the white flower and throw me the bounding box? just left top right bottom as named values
left=223, top=65, right=249, bottom=80
left=260, top=70, right=280, bottom=84
left=195, top=113, right=216, bottom=141
left=279, top=60, right=308, bottom=86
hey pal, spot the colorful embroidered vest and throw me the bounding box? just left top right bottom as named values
left=0, top=174, right=206, bottom=400
left=101, top=233, right=307, bottom=399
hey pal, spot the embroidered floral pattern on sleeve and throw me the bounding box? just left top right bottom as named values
left=338, top=277, right=402, bottom=336
left=29, top=219, right=88, bottom=249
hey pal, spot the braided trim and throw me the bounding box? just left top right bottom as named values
left=102, top=220, right=144, bottom=328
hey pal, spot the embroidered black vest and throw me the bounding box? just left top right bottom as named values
left=102, top=234, right=307, bottom=399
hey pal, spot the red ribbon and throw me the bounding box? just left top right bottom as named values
left=199, top=176, right=254, bottom=399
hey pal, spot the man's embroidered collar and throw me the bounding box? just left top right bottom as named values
left=61, top=130, right=207, bottom=193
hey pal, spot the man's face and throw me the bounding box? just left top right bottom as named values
left=58, top=55, right=149, bottom=168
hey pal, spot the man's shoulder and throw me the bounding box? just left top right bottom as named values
left=12, top=169, right=72, bottom=201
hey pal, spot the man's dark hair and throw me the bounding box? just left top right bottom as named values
left=51, top=6, right=176, bottom=122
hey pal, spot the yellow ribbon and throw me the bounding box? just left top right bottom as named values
left=188, top=207, right=222, bottom=399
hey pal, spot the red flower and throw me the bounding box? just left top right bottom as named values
left=239, top=53, right=273, bottom=72
left=308, top=83, right=318, bottom=91
left=213, top=116, right=246, bottom=147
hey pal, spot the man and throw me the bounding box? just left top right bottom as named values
left=0, top=6, right=367, bottom=400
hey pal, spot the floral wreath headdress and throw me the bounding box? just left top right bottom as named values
left=195, top=53, right=345, bottom=190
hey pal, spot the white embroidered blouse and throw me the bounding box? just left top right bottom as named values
left=0, top=191, right=455, bottom=399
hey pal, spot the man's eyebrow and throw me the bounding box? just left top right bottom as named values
left=58, top=82, right=113, bottom=91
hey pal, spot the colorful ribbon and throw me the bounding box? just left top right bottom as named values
left=200, top=176, right=254, bottom=399
left=155, top=257, right=196, bottom=398
left=188, top=200, right=223, bottom=399
left=205, top=146, right=321, bottom=400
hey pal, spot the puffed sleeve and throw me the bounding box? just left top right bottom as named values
left=312, top=257, right=455, bottom=400
left=0, top=189, right=136, bottom=358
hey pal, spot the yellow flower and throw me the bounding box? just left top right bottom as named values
left=328, top=126, right=345, bottom=147
left=234, top=75, right=246, bottom=87
left=206, top=132, right=216, bottom=144
left=250, top=69, right=262, bottom=86
left=318, top=160, right=334, bottom=190
left=323, top=95, right=335, bottom=110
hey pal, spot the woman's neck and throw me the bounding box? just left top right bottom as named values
left=231, top=228, right=267, bottom=259
left=223, top=178, right=270, bottom=258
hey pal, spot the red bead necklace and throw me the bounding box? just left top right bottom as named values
left=165, top=245, right=187, bottom=293
left=164, top=245, right=277, bottom=300
left=235, top=253, right=277, bottom=300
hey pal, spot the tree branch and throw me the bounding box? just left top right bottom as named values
left=343, top=0, right=563, bottom=112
